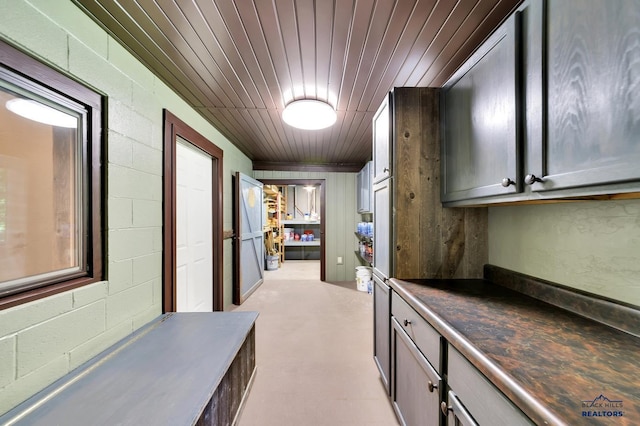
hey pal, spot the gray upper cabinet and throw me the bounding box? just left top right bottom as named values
left=528, top=0, right=640, bottom=194
left=442, top=11, right=520, bottom=203
left=357, top=161, right=373, bottom=214
left=442, top=0, right=640, bottom=206
left=372, top=93, right=392, bottom=184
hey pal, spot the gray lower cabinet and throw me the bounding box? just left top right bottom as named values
left=387, top=291, right=535, bottom=426
left=373, top=274, right=391, bottom=394
left=392, top=319, right=442, bottom=426
left=446, top=346, right=533, bottom=426
left=391, top=292, right=442, bottom=426
left=442, top=390, right=478, bottom=426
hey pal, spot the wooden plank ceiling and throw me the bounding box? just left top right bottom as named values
left=74, top=0, right=521, bottom=171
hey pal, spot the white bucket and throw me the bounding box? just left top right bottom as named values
left=266, top=255, right=278, bottom=271
left=355, top=266, right=372, bottom=292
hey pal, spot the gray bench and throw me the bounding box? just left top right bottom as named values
left=1, top=312, right=258, bottom=425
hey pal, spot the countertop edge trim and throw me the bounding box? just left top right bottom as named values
left=389, top=278, right=568, bottom=426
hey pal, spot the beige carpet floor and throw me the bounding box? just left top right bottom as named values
left=232, top=260, right=399, bottom=426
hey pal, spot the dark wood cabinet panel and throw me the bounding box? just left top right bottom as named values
left=442, top=13, right=520, bottom=202
left=372, top=87, right=487, bottom=279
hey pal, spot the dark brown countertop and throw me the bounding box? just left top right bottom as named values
left=390, top=278, right=640, bottom=426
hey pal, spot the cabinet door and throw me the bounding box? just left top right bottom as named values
left=373, top=92, right=392, bottom=184
left=448, top=346, right=533, bottom=426
left=373, top=178, right=391, bottom=279
left=357, top=161, right=373, bottom=213
left=527, top=0, right=640, bottom=193
left=373, top=275, right=391, bottom=395
left=356, top=168, right=364, bottom=212
left=442, top=13, right=519, bottom=202
left=392, top=318, right=442, bottom=426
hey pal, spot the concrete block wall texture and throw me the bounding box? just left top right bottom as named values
left=0, top=0, right=252, bottom=415
left=489, top=199, right=640, bottom=307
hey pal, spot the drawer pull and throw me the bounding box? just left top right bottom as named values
left=441, top=401, right=450, bottom=416
left=428, top=380, right=437, bottom=393
left=403, top=319, right=412, bottom=326
left=444, top=391, right=479, bottom=425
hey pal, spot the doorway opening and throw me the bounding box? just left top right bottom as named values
left=259, top=179, right=326, bottom=281
left=163, top=110, right=224, bottom=312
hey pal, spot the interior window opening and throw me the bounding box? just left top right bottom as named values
left=0, top=40, right=103, bottom=309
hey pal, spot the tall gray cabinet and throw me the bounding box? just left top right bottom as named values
left=371, top=87, right=488, bottom=415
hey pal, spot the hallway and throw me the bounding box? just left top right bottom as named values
left=232, top=261, right=399, bottom=426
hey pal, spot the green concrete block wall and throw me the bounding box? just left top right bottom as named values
left=0, top=0, right=252, bottom=414
left=488, top=199, right=640, bottom=307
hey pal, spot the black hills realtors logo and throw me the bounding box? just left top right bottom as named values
left=582, top=394, right=624, bottom=418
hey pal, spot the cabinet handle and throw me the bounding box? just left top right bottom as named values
left=501, top=177, right=515, bottom=187
left=427, top=380, right=437, bottom=393
left=403, top=319, right=411, bottom=326
left=383, top=167, right=390, bottom=173
left=524, top=174, right=544, bottom=185
left=444, top=391, right=479, bottom=425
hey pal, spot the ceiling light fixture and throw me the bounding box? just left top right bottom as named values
left=6, top=98, right=78, bottom=128
left=282, top=99, right=336, bottom=130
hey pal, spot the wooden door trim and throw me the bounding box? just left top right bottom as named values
left=163, top=110, right=224, bottom=312
left=258, top=179, right=326, bottom=282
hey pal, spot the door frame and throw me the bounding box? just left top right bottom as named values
left=258, top=179, right=326, bottom=281
left=163, top=110, right=224, bottom=312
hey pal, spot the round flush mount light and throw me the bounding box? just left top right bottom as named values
left=282, top=99, right=337, bottom=130
left=6, top=98, right=78, bottom=128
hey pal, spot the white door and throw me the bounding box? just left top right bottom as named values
left=176, top=137, right=213, bottom=312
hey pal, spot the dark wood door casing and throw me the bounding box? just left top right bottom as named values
left=163, top=110, right=224, bottom=312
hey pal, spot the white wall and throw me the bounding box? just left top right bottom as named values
left=489, top=199, right=640, bottom=307
left=0, top=0, right=252, bottom=414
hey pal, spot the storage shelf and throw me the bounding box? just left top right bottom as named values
left=284, top=240, right=321, bottom=247
left=355, top=250, right=373, bottom=266
left=282, top=219, right=321, bottom=225
left=355, top=232, right=373, bottom=242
